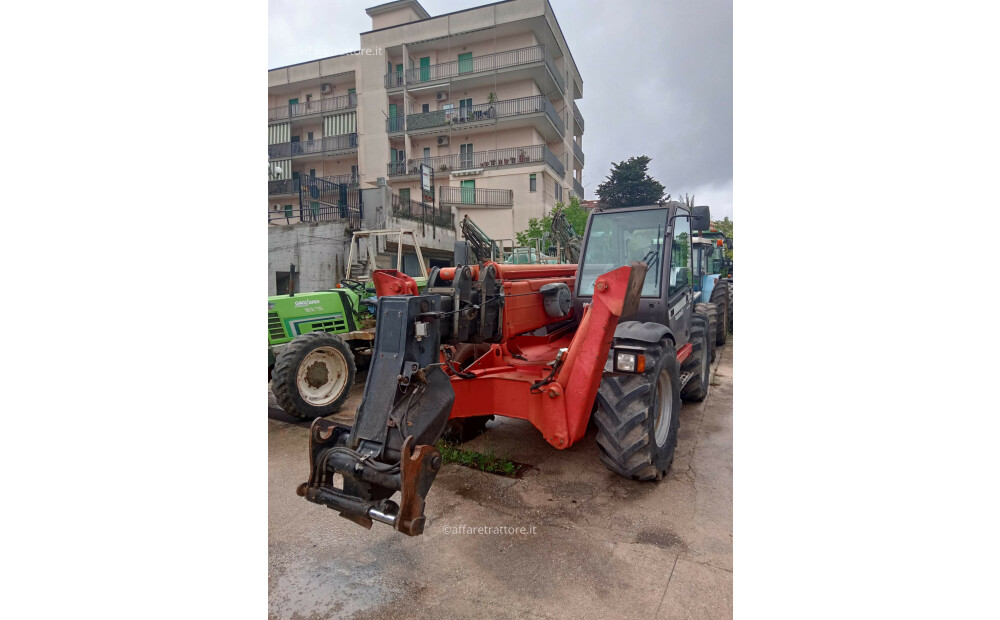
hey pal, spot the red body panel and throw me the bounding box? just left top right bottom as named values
left=372, top=270, right=420, bottom=297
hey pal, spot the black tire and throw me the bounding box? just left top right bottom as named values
left=694, top=302, right=718, bottom=363
left=726, top=279, right=733, bottom=332
left=594, top=338, right=681, bottom=481
left=710, top=281, right=729, bottom=345
left=441, top=415, right=494, bottom=443
left=680, top=315, right=711, bottom=403
left=271, top=332, right=356, bottom=420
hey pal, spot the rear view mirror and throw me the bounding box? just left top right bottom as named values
left=692, top=205, right=711, bottom=231
left=725, top=238, right=733, bottom=250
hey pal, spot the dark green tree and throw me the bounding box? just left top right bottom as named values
left=594, top=155, right=667, bottom=208
left=711, top=216, right=733, bottom=261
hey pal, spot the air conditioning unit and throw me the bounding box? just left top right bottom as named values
left=376, top=177, right=386, bottom=187
left=437, top=136, right=450, bottom=146
left=435, top=91, right=449, bottom=101
left=320, top=83, right=332, bottom=94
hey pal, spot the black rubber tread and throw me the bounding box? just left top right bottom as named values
left=694, top=302, right=718, bottom=363
left=680, top=315, right=710, bottom=403
left=709, top=281, right=729, bottom=345
left=441, top=415, right=494, bottom=443
left=271, top=331, right=357, bottom=420
left=594, top=338, right=681, bottom=481
left=727, top=279, right=733, bottom=332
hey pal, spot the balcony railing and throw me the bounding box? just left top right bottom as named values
left=268, top=174, right=359, bottom=195
left=572, top=100, right=584, bottom=133
left=391, top=194, right=454, bottom=229
left=268, top=93, right=357, bottom=122
left=268, top=133, right=358, bottom=158
left=439, top=186, right=513, bottom=207
left=404, top=95, right=563, bottom=135
left=322, top=174, right=360, bottom=187
left=387, top=144, right=563, bottom=177
left=268, top=179, right=298, bottom=195
left=268, top=176, right=363, bottom=228
left=573, top=140, right=584, bottom=166
left=386, top=116, right=405, bottom=132
left=573, top=178, right=585, bottom=199
left=385, top=45, right=564, bottom=93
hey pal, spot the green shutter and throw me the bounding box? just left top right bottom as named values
left=458, top=53, right=472, bottom=74
left=420, top=57, right=430, bottom=81
left=461, top=180, right=475, bottom=204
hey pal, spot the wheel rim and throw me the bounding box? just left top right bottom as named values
left=653, top=369, right=674, bottom=447
left=296, top=346, right=349, bottom=406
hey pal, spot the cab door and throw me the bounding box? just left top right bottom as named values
left=665, top=207, right=694, bottom=346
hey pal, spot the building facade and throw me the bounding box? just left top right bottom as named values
left=267, top=0, right=585, bottom=241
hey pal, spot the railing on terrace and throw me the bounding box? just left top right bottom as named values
left=572, top=100, right=584, bottom=133
left=268, top=133, right=358, bottom=158
left=268, top=175, right=363, bottom=228
left=404, top=95, right=563, bottom=135
left=268, top=93, right=357, bottom=122
left=573, top=178, right=585, bottom=199
left=439, top=186, right=513, bottom=207
left=390, top=193, right=454, bottom=229
left=385, top=45, right=564, bottom=93
left=573, top=140, right=584, bottom=166
left=387, top=144, right=562, bottom=177
left=386, top=116, right=405, bottom=132
left=268, top=174, right=359, bottom=195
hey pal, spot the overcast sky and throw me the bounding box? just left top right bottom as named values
left=269, top=0, right=733, bottom=219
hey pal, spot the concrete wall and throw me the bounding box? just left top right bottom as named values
left=267, top=220, right=351, bottom=296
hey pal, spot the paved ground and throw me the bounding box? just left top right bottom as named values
left=269, top=338, right=733, bottom=620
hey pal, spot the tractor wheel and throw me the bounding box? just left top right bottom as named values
left=680, top=315, right=711, bottom=403
left=695, top=302, right=718, bottom=363
left=726, top=279, right=733, bottom=332
left=710, top=281, right=729, bottom=345
left=271, top=332, right=356, bottom=420
left=594, top=338, right=681, bottom=481
left=441, top=415, right=495, bottom=443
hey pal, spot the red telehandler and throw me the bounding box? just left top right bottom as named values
left=298, top=202, right=716, bottom=535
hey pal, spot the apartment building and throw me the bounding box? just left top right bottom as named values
left=267, top=0, right=585, bottom=241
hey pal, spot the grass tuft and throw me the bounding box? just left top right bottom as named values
left=435, top=440, right=521, bottom=477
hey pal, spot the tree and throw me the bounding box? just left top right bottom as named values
left=711, top=216, right=733, bottom=261
left=515, top=196, right=588, bottom=247
left=594, top=155, right=667, bottom=208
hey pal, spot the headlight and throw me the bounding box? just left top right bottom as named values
left=613, top=350, right=645, bottom=373
left=616, top=352, right=636, bottom=372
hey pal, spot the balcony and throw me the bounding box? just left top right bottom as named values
left=268, top=133, right=358, bottom=159
left=573, top=178, right=585, bottom=199
left=572, top=140, right=584, bottom=167
left=268, top=93, right=357, bottom=123
left=404, top=95, right=563, bottom=139
left=391, top=193, right=454, bottom=229
left=386, top=144, right=564, bottom=178
left=267, top=174, right=359, bottom=196
left=439, top=186, right=513, bottom=208
left=384, top=45, right=564, bottom=95
left=386, top=116, right=405, bottom=133
left=268, top=177, right=363, bottom=229
left=572, top=100, right=584, bottom=134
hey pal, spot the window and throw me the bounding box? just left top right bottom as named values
left=307, top=132, right=313, bottom=142
left=399, top=188, right=410, bottom=206
left=275, top=271, right=300, bottom=295
left=555, top=184, right=563, bottom=201
left=422, top=103, right=429, bottom=113
left=578, top=209, right=668, bottom=298
left=309, top=168, right=315, bottom=179
left=458, top=52, right=473, bottom=74
left=669, top=209, right=691, bottom=296
left=423, top=147, right=431, bottom=161
left=529, top=174, right=537, bottom=192
left=460, top=143, right=474, bottom=168
left=459, top=98, right=472, bottom=120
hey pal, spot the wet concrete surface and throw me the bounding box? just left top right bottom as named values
left=269, top=339, right=733, bottom=619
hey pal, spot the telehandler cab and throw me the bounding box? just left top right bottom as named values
left=298, top=202, right=717, bottom=536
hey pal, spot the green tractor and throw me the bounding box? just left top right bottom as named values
left=268, top=229, right=431, bottom=420
left=692, top=228, right=732, bottom=341
left=268, top=283, right=374, bottom=420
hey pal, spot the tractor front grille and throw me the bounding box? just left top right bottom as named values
left=268, top=312, right=287, bottom=340
left=309, top=318, right=348, bottom=333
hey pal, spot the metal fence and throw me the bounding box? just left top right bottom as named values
left=268, top=133, right=358, bottom=159
left=268, top=175, right=363, bottom=228
left=404, top=95, right=563, bottom=135
left=439, top=186, right=513, bottom=207
left=387, top=144, right=563, bottom=177
left=391, top=193, right=454, bottom=229
left=385, top=44, right=564, bottom=93
left=572, top=100, right=584, bottom=133
left=268, top=93, right=357, bottom=121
